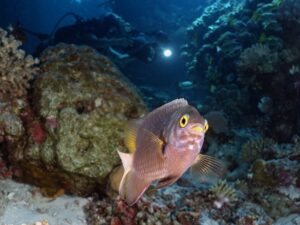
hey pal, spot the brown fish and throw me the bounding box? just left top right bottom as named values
left=118, top=98, right=224, bottom=205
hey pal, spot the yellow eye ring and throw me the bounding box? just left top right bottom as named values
left=179, top=114, right=189, bottom=128
left=204, top=121, right=209, bottom=132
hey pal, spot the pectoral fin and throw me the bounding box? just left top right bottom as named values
left=119, top=169, right=152, bottom=206
left=190, top=154, right=226, bottom=178
left=141, top=128, right=166, bottom=159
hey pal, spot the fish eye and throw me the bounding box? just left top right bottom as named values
left=204, top=120, right=209, bottom=132
left=179, top=114, right=189, bottom=128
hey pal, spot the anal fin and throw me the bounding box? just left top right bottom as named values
left=119, top=170, right=151, bottom=206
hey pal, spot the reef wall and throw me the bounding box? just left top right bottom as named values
left=182, top=0, right=300, bottom=142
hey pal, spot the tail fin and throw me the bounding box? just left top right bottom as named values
left=119, top=170, right=151, bottom=206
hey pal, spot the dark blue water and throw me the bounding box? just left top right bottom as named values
left=0, top=0, right=206, bottom=103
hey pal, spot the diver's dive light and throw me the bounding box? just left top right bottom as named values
left=163, top=48, right=172, bottom=58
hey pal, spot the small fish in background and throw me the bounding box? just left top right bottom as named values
left=118, top=98, right=225, bottom=205
left=177, top=80, right=197, bottom=90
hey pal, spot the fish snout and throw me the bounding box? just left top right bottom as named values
left=190, top=121, right=209, bottom=134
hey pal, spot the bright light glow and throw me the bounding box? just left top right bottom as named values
left=163, top=49, right=172, bottom=57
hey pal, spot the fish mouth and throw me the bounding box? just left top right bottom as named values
left=190, top=124, right=206, bottom=133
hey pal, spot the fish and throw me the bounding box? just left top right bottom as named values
left=177, top=80, right=196, bottom=90
left=117, top=98, right=225, bottom=205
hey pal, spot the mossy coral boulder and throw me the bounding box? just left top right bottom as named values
left=10, top=44, right=147, bottom=195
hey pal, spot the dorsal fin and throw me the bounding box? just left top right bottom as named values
left=124, top=99, right=188, bottom=153
left=139, top=98, right=189, bottom=137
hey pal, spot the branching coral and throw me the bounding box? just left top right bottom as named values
left=209, top=180, right=237, bottom=208
left=0, top=28, right=38, bottom=99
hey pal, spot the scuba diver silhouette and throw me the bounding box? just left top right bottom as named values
left=16, top=12, right=170, bottom=63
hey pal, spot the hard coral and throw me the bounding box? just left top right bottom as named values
left=250, top=156, right=298, bottom=188
left=0, top=28, right=38, bottom=99
left=277, top=0, right=300, bottom=24
left=237, top=44, right=278, bottom=75
left=240, top=138, right=275, bottom=163
left=205, top=111, right=229, bottom=134
left=183, top=0, right=300, bottom=142
left=8, top=43, right=147, bottom=196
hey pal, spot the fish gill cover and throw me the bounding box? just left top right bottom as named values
left=0, top=0, right=299, bottom=224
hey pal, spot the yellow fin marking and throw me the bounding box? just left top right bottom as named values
left=124, top=120, right=141, bottom=153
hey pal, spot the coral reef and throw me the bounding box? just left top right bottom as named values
left=0, top=28, right=38, bottom=145
left=184, top=0, right=300, bottom=142
left=85, top=184, right=273, bottom=225
left=183, top=1, right=300, bottom=217
left=240, top=138, right=275, bottom=163
left=2, top=43, right=147, bottom=196
left=210, top=134, right=300, bottom=220
left=241, top=139, right=300, bottom=219
left=204, top=111, right=229, bottom=135
left=277, top=0, right=300, bottom=24
left=237, top=43, right=278, bottom=75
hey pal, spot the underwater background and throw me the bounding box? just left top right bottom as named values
left=0, top=0, right=299, bottom=224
